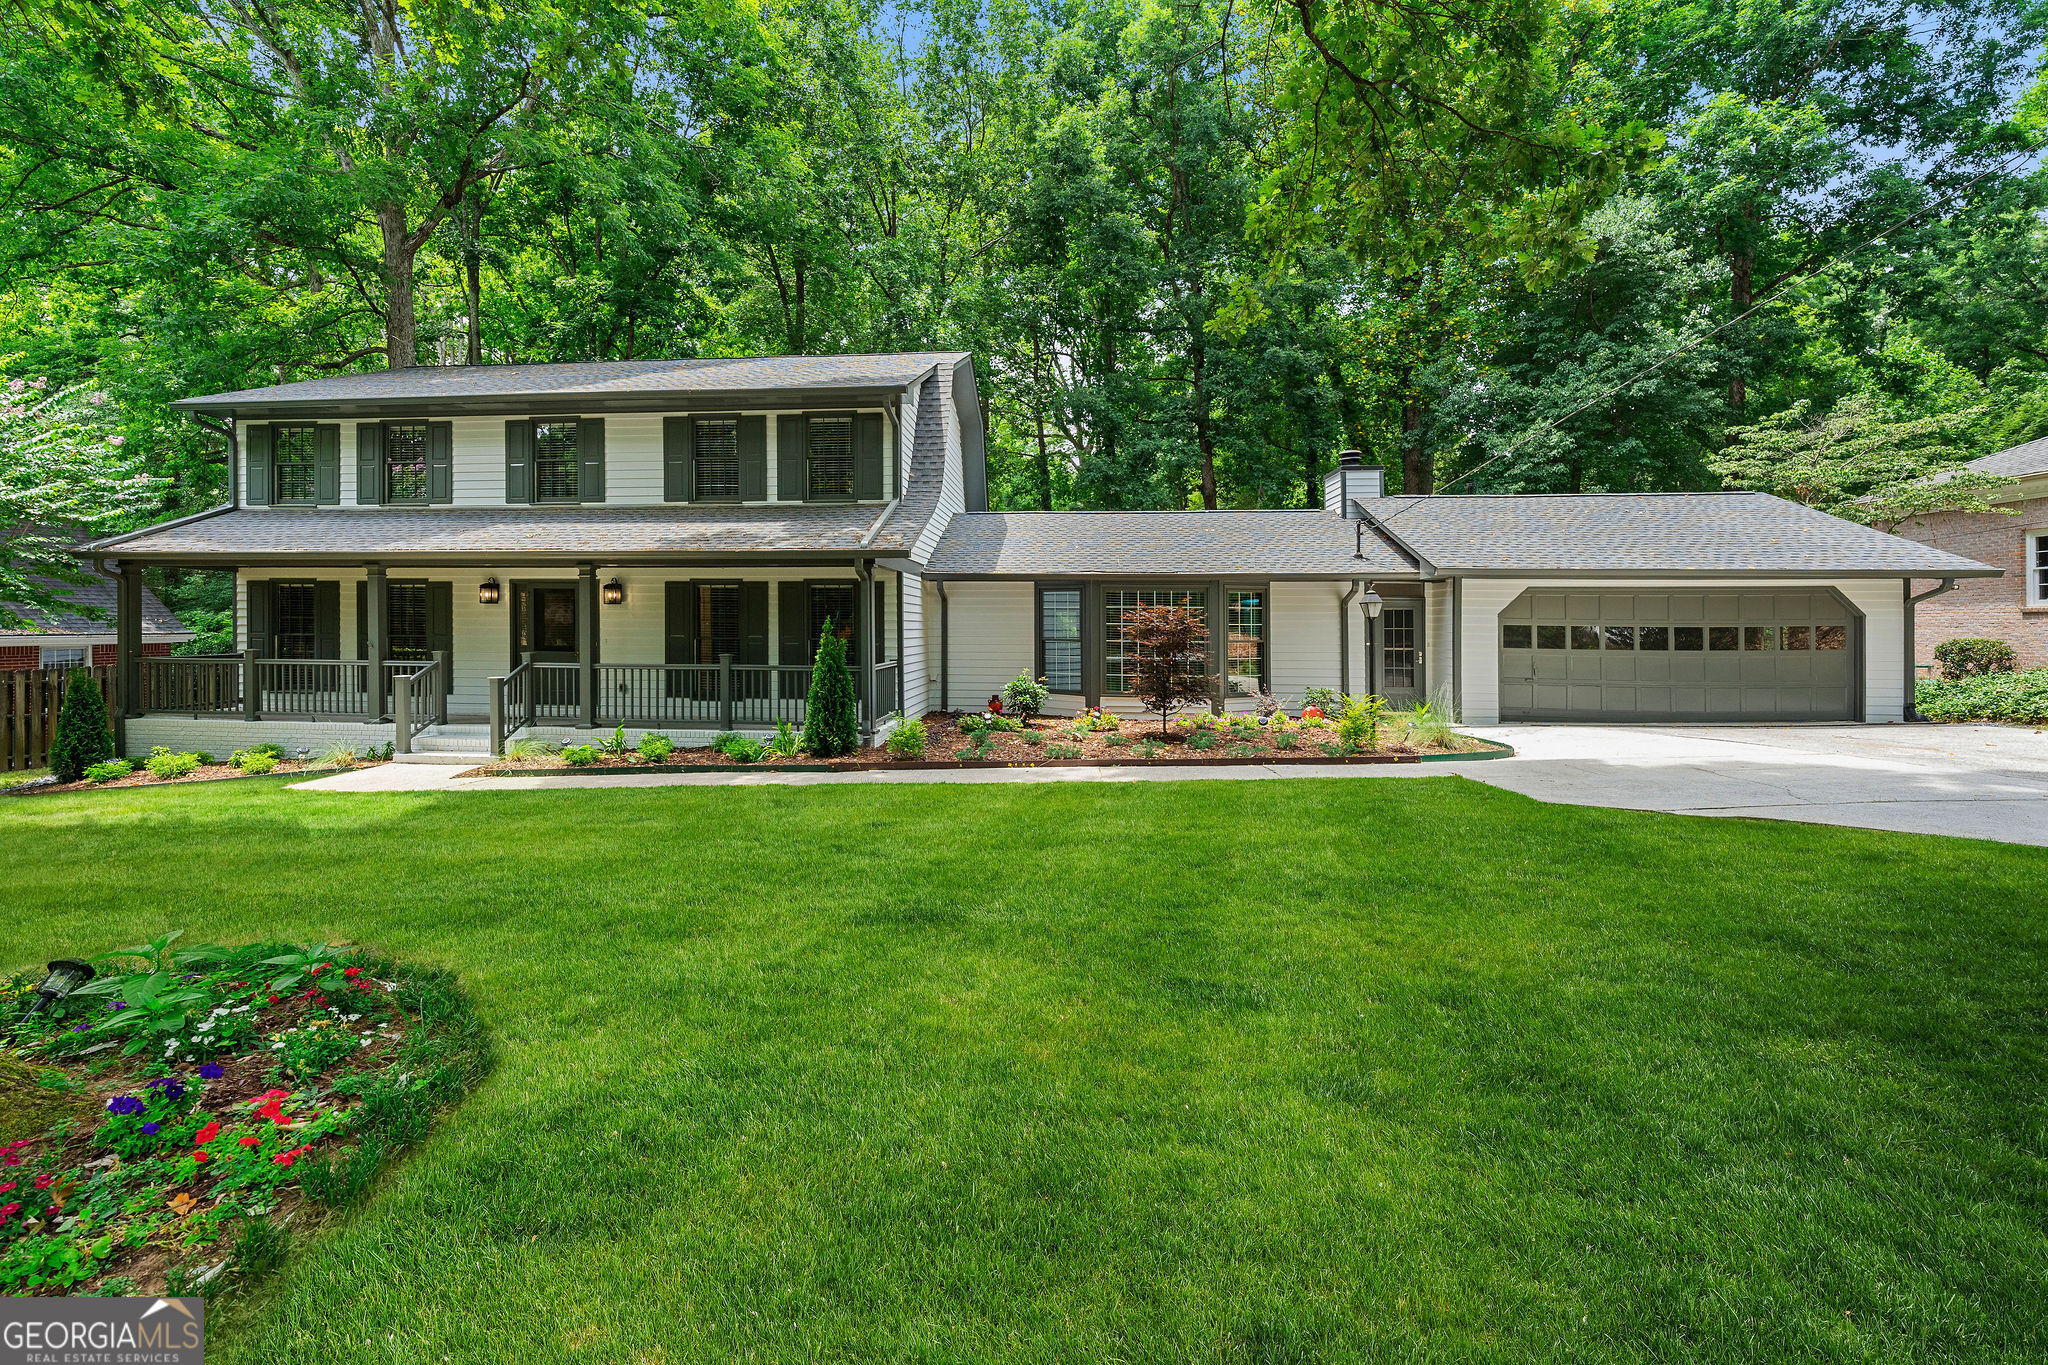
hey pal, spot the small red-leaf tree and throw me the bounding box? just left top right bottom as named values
left=1120, top=603, right=1212, bottom=735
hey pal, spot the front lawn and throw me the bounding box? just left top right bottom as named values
left=2, top=776, right=2043, bottom=1362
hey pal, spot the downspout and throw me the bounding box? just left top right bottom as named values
left=1450, top=578, right=1462, bottom=719
left=935, top=581, right=949, bottom=712
left=1903, top=576, right=1957, bottom=722
left=1338, top=580, right=1361, bottom=694
left=191, top=413, right=239, bottom=510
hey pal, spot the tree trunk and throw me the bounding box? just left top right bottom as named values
left=1192, top=341, right=1217, bottom=510
left=1401, top=397, right=1430, bottom=494
left=1034, top=412, right=1053, bottom=511
left=464, top=193, right=483, bottom=366
left=379, top=202, right=418, bottom=370
left=1727, top=247, right=1752, bottom=413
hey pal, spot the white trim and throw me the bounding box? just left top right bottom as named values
left=2026, top=528, right=2048, bottom=607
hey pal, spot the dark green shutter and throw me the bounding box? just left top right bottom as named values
left=428, top=582, right=453, bottom=694
left=315, top=424, right=341, bottom=504
left=664, top=582, right=692, bottom=666
left=738, top=416, right=767, bottom=501
left=245, top=425, right=272, bottom=505
left=739, top=582, right=769, bottom=664
left=245, top=579, right=269, bottom=656
left=505, top=420, right=531, bottom=503
left=314, top=581, right=340, bottom=659
left=427, top=422, right=453, bottom=503
left=777, top=416, right=805, bottom=501
left=663, top=417, right=689, bottom=502
left=778, top=582, right=807, bottom=665
left=854, top=413, right=884, bottom=499
left=579, top=418, right=606, bottom=502
left=356, top=424, right=383, bottom=505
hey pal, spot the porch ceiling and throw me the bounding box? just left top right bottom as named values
left=81, top=505, right=910, bottom=564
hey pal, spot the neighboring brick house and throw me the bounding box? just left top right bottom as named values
left=1, top=566, right=192, bottom=671
left=1890, top=439, right=2048, bottom=669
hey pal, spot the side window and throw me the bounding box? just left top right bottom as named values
left=533, top=421, right=579, bottom=501
left=1039, top=587, right=1082, bottom=692
left=807, top=418, right=855, bottom=499
left=1226, top=590, right=1265, bottom=695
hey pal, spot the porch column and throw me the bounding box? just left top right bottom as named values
left=365, top=562, right=388, bottom=719
left=855, top=559, right=873, bottom=741
left=116, top=560, right=143, bottom=718
left=577, top=562, right=598, bottom=728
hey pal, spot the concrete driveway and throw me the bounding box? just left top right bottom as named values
left=1462, top=723, right=2048, bottom=847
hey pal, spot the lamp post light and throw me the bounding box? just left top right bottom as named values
left=1361, top=588, right=1384, bottom=620
left=12, top=958, right=94, bottom=1036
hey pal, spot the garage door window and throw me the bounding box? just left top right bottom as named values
left=1675, top=627, right=1703, bottom=650
left=1744, top=626, right=1774, bottom=651
left=1571, top=626, right=1600, bottom=650
left=1816, top=625, right=1846, bottom=649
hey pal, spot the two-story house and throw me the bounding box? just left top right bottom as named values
left=80, top=351, right=1997, bottom=759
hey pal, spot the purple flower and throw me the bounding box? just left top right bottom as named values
left=104, top=1001, right=126, bottom=1011
left=70, top=1024, right=89, bottom=1033
left=144, top=1077, right=186, bottom=1100
left=197, top=1064, right=224, bottom=1080
left=140, top=1123, right=159, bottom=1136
left=105, top=1096, right=145, bottom=1116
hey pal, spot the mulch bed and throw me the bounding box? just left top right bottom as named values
left=5, top=759, right=385, bottom=798
left=482, top=711, right=1508, bottom=775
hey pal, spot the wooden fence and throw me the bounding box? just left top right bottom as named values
left=3, top=665, right=117, bottom=773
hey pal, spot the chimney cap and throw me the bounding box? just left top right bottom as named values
left=1337, top=449, right=1364, bottom=469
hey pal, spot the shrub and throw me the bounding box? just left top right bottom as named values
left=1336, top=694, right=1386, bottom=750
left=1188, top=730, right=1217, bottom=751
left=83, top=759, right=133, bottom=784
left=767, top=719, right=803, bottom=758
left=1301, top=686, right=1340, bottom=715
left=1019, top=730, right=1043, bottom=747
left=561, top=743, right=600, bottom=766
left=1915, top=668, right=2048, bottom=724
left=1046, top=743, right=1083, bottom=759
left=1070, top=708, right=1120, bottom=733
left=235, top=751, right=277, bottom=775
left=1933, top=637, right=2016, bottom=680
left=885, top=716, right=928, bottom=759
left=802, top=619, right=859, bottom=757
left=714, top=732, right=766, bottom=763
left=596, top=723, right=629, bottom=755
left=1273, top=731, right=1298, bottom=750
left=638, top=734, right=675, bottom=762
left=309, top=741, right=359, bottom=770
left=1001, top=672, right=1050, bottom=725
left=48, top=670, right=114, bottom=782
left=144, top=749, right=201, bottom=780
left=232, top=744, right=284, bottom=769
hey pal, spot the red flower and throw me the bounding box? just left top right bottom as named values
left=238, top=1137, right=259, bottom=1148
left=271, top=1145, right=309, bottom=1168
left=267, top=994, right=281, bottom=1005
left=2, top=1156, right=18, bottom=1167
left=192, top=1151, right=209, bottom=1165
left=0, top=1182, right=12, bottom=1194
left=194, top=1122, right=221, bottom=1145
left=32, top=1175, right=53, bottom=1191
left=343, top=967, right=362, bottom=979
left=0, top=1203, right=19, bottom=1223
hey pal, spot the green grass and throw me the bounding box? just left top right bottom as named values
left=3, top=776, right=2045, bottom=1363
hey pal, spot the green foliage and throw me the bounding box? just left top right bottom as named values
left=1933, top=638, right=2017, bottom=680
left=1001, top=673, right=1049, bottom=724
left=714, top=732, right=767, bottom=764
left=637, top=734, right=675, bottom=762
left=233, top=751, right=277, bottom=775
left=143, top=750, right=200, bottom=780
left=1045, top=743, right=1083, bottom=759
left=597, top=724, right=629, bottom=756
left=1336, top=694, right=1387, bottom=750
left=48, top=671, right=113, bottom=782
left=1915, top=669, right=2048, bottom=724
left=767, top=720, right=803, bottom=759
left=308, top=742, right=359, bottom=770
left=172, top=609, right=234, bottom=656
left=802, top=620, right=859, bottom=758
left=1188, top=730, right=1217, bottom=751
left=884, top=716, right=927, bottom=760
left=502, top=738, right=554, bottom=761
left=560, top=744, right=600, bottom=767
left=82, top=759, right=133, bottom=784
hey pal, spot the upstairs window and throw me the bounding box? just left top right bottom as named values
left=383, top=423, right=429, bottom=503
left=807, top=418, right=855, bottom=499
left=272, top=425, right=319, bottom=505
left=694, top=420, right=741, bottom=500
left=533, top=421, right=580, bottom=501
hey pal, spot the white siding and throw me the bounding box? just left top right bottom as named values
left=125, top=717, right=390, bottom=761
left=1270, top=581, right=1355, bottom=701
left=1426, top=581, right=1457, bottom=714
left=899, top=569, right=928, bottom=718
left=940, top=580, right=1033, bottom=708
left=1451, top=577, right=1910, bottom=724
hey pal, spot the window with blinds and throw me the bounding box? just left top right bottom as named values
left=1226, top=591, right=1265, bottom=694
left=273, top=583, right=318, bottom=659
left=1040, top=588, right=1082, bottom=692
left=273, top=426, right=319, bottom=504
left=533, top=422, right=579, bottom=500
left=807, top=418, right=855, bottom=499
left=809, top=583, right=859, bottom=666
left=694, top=420, right=740, bottom=499
left=384, top=423, right=429, bottom=503
left=697, top=584, right=741, bottom=663
left=388, top=584, right=431, bottom=661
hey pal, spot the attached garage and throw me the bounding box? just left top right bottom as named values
left=1497, top=590, right=1860, bottom=722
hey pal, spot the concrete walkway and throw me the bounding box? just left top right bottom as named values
left=288, top=723, right=2048, bottom=847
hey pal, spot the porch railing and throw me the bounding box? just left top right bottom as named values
left=140, top=655, right=243, bottom=716
left=870, top=660, right=901, bottom=723
left=591, top=660, right=815, bottom=730
left=391, top=655, right=446, bottom=753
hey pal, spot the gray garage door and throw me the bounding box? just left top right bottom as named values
left=1498, top=591, right=1859, bottom=722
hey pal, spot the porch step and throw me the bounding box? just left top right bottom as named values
left=410, top=724, right=491, bottom=754
left=393, top=751, right=489, bottom=766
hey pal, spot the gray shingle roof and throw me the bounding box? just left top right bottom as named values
left=1, top=570, right=189, bottom=637
left=93, top=506, right=906, bottom=560
left=926, top=493, right=1997, bottom=578
left=874, top=373, right=948, bottom=548
left=925, top=510, right=1417, bottom=576
left=1371, top=492, right=1996, bottom=575
left=1967, top=436, right=2048, bottom=479
left=175, top=353, right=963, bottom=412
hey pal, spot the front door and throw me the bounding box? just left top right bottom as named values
left=1375, top=604, right=1424, bottom=708
left=514, top=582, right=580, bottom=707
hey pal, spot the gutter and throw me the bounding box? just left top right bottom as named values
left=936, top=581, right=949, bottom=712
left=1903, top=576, right=1958, bottom=721
left=74, top=502, right=237, bottom=556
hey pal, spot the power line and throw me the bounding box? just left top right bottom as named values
left=1374, top=140, right=2040, bottom=519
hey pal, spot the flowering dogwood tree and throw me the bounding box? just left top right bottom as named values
left=1, top=378, right=165, bottom=628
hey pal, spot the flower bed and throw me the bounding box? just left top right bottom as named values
left=0, top=934, right=486, bottom=1297
left=9, top=744, right=389, bottom=798
left=482, top=702, right=1498, bottom=774
left=1915, top=668, right=2048, bottom=725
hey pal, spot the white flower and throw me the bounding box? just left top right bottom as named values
left=6, top=379, right=21, bottom=393
left=105, top=435, right=124, bottom=446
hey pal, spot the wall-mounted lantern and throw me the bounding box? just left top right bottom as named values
left=478, top=578, right=501, bottom=605
left=602, top=578, right=625, bottom=606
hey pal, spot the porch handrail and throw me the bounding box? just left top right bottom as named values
left=587, top=661, right=822, bottom=729
left=390, top=654, right=445, bottom=753
left=139, top=655, right=243, bottom=716
left=490, top=660, right=531, bottom=756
